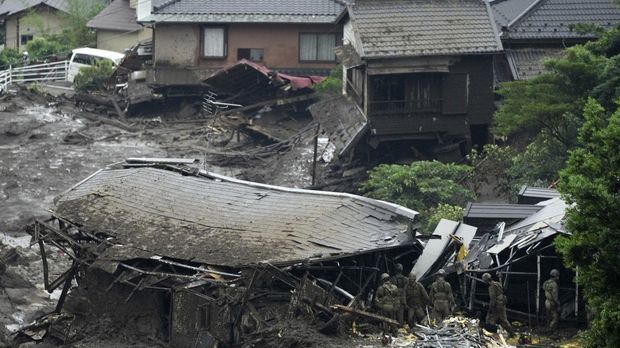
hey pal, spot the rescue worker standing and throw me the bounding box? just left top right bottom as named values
left=482, top=273, right=514, bottom=336
left=406, top=273, right=430, bottom=325
left=391, top=263, right=408, bottom=324
left=429, top=269, right=454, bottom=323
left=375, top=273, right=400, bottom=332
left=543, top=269, right=560, bottom=330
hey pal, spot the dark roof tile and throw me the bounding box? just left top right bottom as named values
left=350, top=0, right=502, bottom=58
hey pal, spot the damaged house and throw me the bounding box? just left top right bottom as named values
left=137, top=0, right=345, bottom=87
left=491, top=0, right=620, bottom=81
left=340, top=0, right=503, bottom=154
left=453, top=189, right=581, bottom=325
left=24, top=160, right=422, bottom=346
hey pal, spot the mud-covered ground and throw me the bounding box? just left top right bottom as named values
left=0, top=88, right=334, bottom=346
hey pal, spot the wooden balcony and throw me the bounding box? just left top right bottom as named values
left=369, top=99, right=442, bottom=116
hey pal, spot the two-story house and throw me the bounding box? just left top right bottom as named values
left=341, top=0, right=503, bottom=153
left=137, top=0, right=346, bottom=86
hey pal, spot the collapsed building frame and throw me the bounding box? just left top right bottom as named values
left=24, top=159, right=422, bottom=346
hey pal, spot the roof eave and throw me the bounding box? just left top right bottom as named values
left=144, top=13, right=339, bottom=24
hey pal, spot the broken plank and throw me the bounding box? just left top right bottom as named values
left=219, top=93, right=317, bottom=116
left=331, top=304, right=400, bottom=326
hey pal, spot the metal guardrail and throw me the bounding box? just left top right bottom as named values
left=0, top=60, right=69, bottom=93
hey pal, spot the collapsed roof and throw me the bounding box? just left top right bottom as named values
left=52, top=163, right=419, bottom=268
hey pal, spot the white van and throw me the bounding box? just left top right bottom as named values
left=67, top=47, right=125, bottom=83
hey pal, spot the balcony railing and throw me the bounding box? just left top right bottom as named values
left=369, top=99, right=442, bottom=115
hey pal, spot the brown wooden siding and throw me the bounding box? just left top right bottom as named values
left=367, top=55, right=494, bottom=137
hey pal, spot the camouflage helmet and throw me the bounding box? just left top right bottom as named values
left=482, top=273, right=492, bottom=282
left=436, top=269, right=446, bottom=277
left=394, top=263, right=404, bottom=272
left=380, top=273, right=390, bottom=281
left=550, top=269, right=560, bottom=277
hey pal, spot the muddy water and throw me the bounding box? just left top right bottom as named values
left=0, top=105, right=169, bottom=235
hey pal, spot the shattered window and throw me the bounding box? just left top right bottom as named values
left=299, top=33, right=336, bottom=62
left=203, top=27, right=226, bottom=58
left=237, top=48, right=264, bottom=61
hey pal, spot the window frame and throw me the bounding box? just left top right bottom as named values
left=20, top=34, right=34, bottom=46
left=298, top=32, right=338, bottom=63
left=201, top=26, right=227, bottom=59
left=237, top=48, right=264, bottom=62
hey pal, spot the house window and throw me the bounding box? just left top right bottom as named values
left=369, top=74, right=443, bottom=115
left=299, top=33, right=336, bottom=62
left=202, top=27, right=226, bottom=58
left=237, top=48, right=264, bottom=61
left=20, top=35, right=33, bottom=46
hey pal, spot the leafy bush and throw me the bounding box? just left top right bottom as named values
left=424, top=204, right=465, bottom=233
left=314, top=65, right=342, bottom=94
left=360, top=161, right=475, bottom=231
left=73, top=59, right=114, bottom=92
left=26, top=36, right=71, bottom=62
left=0, top=48, right=23, bottom=69
left=468, top=142, right=566, bottom=200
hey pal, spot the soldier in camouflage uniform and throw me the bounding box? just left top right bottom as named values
left=482, top=273, right=514, bottom=336
left=375, top=273, right=400, bottom=332
left=543, top=269, right=560, bottom=330
left=391, top=263, right=408, bottom=324
left=429, top=269, right=454, bottom=324
left=406, top=273, right=430, bottom=325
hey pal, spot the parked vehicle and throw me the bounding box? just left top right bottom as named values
left=67, top=47, right=125, bottom=83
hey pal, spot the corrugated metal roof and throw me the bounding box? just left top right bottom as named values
left=87, top=0, right=142, bottom=32
left=53, top=166, right=418, bottom=267
left=505, top=47, right=565, bottom=80
left=463, top=202, right=543, bottom=219
left=518, top=185, right=561, bottom=199
left=349, top=0, right=503, bottom=59
left=503, top=0, right=620, bottom=40
left=143, top=0, right=345, bottom=23
left=490, top=0, right=538, bottom=29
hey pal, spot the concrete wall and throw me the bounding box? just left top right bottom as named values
left=96, top=27, right=152, bottom=53
left=154, top=22, right=341, bottom=71
left=4, top=7, right=64, bottom=51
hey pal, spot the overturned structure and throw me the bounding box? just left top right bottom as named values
left=22, top=160, right=421, bottom=346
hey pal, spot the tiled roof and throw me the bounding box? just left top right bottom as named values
left=53, top=166, right=418, bottom=267
left=503, top=0, right=620, bottom=40
left=142, top=0, right=346, bottom=23
left=349, top=0, right=503, bottom=58
left=0, top=0, right=67, bottom=16
left=505, top=47, right=565, bottom=80
left=490, top=0, right=538, bottom=29
left=87, top=0, right=142, bottom=32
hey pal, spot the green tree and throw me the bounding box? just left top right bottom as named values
left=360, top=161, right=475, bottom=232
left=556, top=98, right=620, bottom=347
left=60, top=0, right=105, bottom=47
left=424, top=204, right=465, bottom=233
left=314, top=65, right=342, bottom=94
left=495, top=45, right=606, bottom=149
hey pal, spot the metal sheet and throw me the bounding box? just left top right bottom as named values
left=454, top=223, right=477, bottom=249
left=486, top=234, right=517, bottom=254
left=410, top=219, right=459, bottom=279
